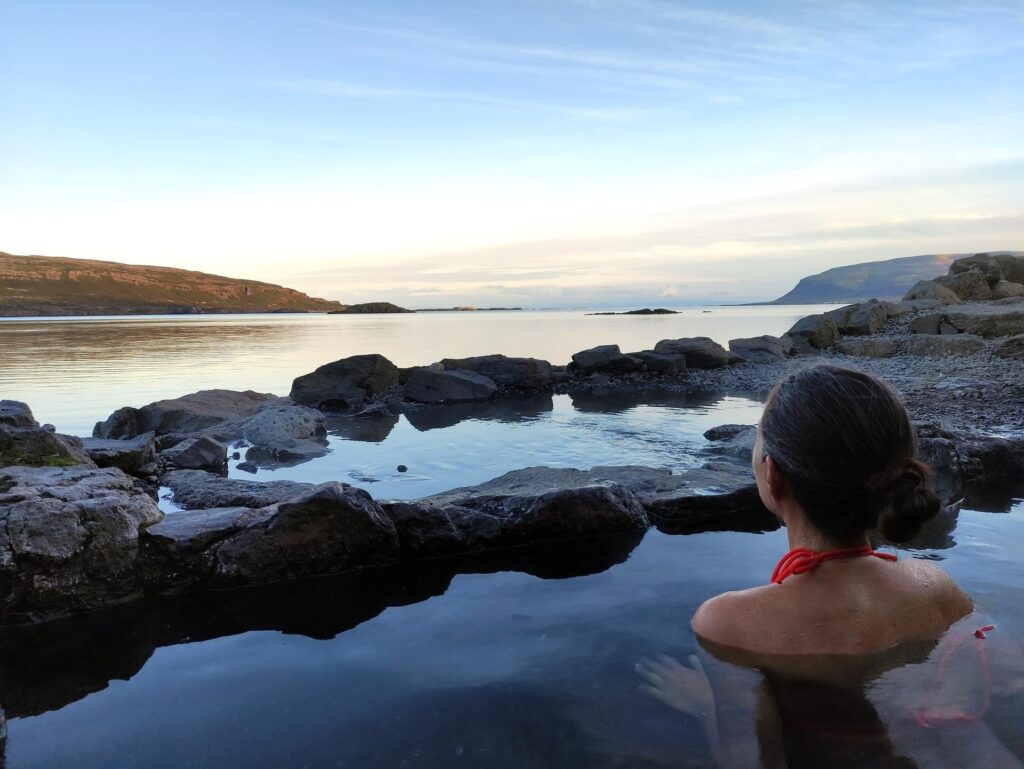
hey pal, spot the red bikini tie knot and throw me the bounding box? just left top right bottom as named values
left=771, top=546, right=898, bottom=584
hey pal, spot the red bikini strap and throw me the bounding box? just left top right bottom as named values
left=771, top=546, right=898, bottom=584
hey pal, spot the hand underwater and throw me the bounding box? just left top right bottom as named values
left=636, top=653, right=715, bottom=719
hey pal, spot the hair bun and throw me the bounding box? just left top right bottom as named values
left=876, top=458, right=940, bottom=543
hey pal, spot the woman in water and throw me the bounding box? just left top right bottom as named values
left=638, top=365, right=1021, bottom=767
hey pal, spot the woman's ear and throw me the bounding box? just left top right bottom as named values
left=763, top=455, right=788, bottom=506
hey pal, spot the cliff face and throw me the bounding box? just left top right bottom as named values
left=0, top=252, right=345, bottom=316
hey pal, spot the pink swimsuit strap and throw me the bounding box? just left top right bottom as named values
left=771, top=546, right=898, bottom=584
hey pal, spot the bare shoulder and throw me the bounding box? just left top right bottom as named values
left=897, top=558, right=973, bottom=619
left=692, top=586, right=779, bottom=647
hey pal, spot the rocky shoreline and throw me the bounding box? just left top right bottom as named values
left=2, top=253, right=1023, bottom=629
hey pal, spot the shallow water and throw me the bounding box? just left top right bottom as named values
left=215, top=390, right=765, bottom=502
left=2, top=502, right=1022, bottom=769
left=0, top=305, right=837, bottom=435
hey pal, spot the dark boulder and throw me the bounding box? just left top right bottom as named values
left=379, top=501, right=467, bottom=556
left=162, top=470, right=315, bottom=509
left=214, top=483, right=401, bottom=583
left=625, top=350, right=687, bottom=374
left=902, top=280, right=961, bottom=304
left=290, top=354, right=400, bottom=410
left=93, top=390, right=277, bottom=439
left=0, top=465, right=163, bottom=621
left=402, top=368, right=498, bottom=403
left=728, top=336, right=786, bottom=363
left=0, top=400, right=37, bottom=429
left=80, top=433, right=156, bottom=474
left=935, top=270, right=993, bottom=301
left=783, top=314, right=839, bottom=350
left=422, top=466, right=650, bottom=548
left=439, top=354, right=553, bottom=389
left=0, top=422, right=93, bottom=468
left=160, top=436, right=228, bottom=472
left=653, top=337, right=731, bottom=369
left=569, top=345, right=644, bottom=374
left=824, top=300, right=890, bottom=336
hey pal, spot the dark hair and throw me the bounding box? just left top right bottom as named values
left=760, top=364, right=939, bottom=544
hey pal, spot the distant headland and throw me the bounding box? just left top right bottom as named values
left=0, top=252, right=399, bottom=317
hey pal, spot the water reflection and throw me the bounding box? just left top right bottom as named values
left=0, top=532, right=643, bottom=720
left=404, top=394, right=554, bottom=432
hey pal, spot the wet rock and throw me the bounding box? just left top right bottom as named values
left=93, top=390, right=277, bottom=438
left=625, top=350, right=687, bottom=374
left=236, top=461, right=258, bottom=473
left=917, top=436, right=963, bottom=507
left=906, top=335, right=986, bottom=356
left=0, top=400, right=37, bottom=429
left=0, top=465, right=162, bottom=620
left=403, top=368, right=498, bottom=404
left=702, top=424, right=756, bottom=461
left=439, top=354, right=553, bottom=389
left=162, top=470, right=314, bottom=509
left=379, top=501, right=466, bottom=556
left=570, top=345, right=644, bottom=374
left=143, top=507, right=250, bottom=556
left=784, top=314, right=839, bottom=349
left=935, top=270, right=993, bottom=300
left=993, top=334, right=1024, bottom=359
left=902, top=280, right=961, bottom=304
left=289, top=354, right=400, bottom=411
left=641, top=463, right=776, bottom=535
left=215, top=483, right=401, bottom=583
left=653, top=337, right=731, bottom=369
left=957, top=435, right=1024, bottom=481
left=80, top=432, right=156, bottom=474
left=422, top=467, right=650, bottom=548
left=160, top=436, right=228, bottom=472
left=728, top=336, right=786, bottom=363
left=397, top=464, right=408, bottom=472
left=824, top=299, right=890, bottom=336
left=238, top=402, right=328, bottom=465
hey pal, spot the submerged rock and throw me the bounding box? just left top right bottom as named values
left=0, top=465, right=162, bottom=621
left=290, top=354, right=399, bottom=410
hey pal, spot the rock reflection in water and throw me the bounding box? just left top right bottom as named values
left=404, top=394, right=554, bottom=432
left=0, top=532, right=642, bottom=721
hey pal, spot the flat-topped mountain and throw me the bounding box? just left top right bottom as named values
left=0, top=252, right=345, bottom=316
left=770, top=251, right=1024, bottom=304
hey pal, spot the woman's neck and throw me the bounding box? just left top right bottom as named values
left=783, top=508, right=868, bottom=552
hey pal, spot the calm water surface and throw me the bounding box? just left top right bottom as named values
left=2, top=308, right=1022, bottom=767
left=0, top=306, right=837, bottom=435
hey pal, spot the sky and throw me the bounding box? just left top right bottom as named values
left=1, top=0, right=1022, bottom=307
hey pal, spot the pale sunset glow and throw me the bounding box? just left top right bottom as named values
left=1, top=1, right=1021, bottom=305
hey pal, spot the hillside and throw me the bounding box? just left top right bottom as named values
left=770, top=253, right=965, bottom=304
left=0, top=252, right=345, bottom=316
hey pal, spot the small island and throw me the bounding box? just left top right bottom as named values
left=586, top=308, right=680, bottom=316
left=328, top=302, right=413, bottom=314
